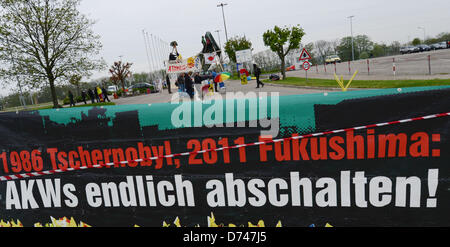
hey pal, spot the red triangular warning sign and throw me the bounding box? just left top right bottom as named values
left=299, top=48, right=312, bottom=61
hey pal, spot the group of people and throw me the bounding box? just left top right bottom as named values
left=174, top=71, right=196, bottom=99
left=67, top=86, right=111, bottom=107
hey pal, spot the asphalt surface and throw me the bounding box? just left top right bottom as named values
left=112, top=79, right=331, bottom=105
left=289, top=48, right=450, bottom=80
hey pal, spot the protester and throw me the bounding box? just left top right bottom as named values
left=68, top=90, right=75, bottom=107
left=211, top=71, right=218, bottom=92
left=166, top=74, right=172, bottom=94
left=88, top=89, right=95, bottom=104
left=177, top=73, right=185, bottom=92
left=102, top=87, right=111, bottom=102
left=81, top=90, right=87, bottom=104
left=96, top=86, right=103, bottom=102
left=254, top=64, right=264, bottom=88
left=185, top=72, right=194, bottom=100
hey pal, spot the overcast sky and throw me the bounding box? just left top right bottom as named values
left=2, top=0, right=450, bottom=96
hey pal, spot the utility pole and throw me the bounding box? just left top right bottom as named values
left=215, top=30, right=222, bottom=50
left=217, top=3, right=229, bottom=42
left=418, top=27, right=426, bottom=43
left=348, top=15, right=355, bottom=61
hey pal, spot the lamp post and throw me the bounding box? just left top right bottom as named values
left=217, top=3, right=229, bottom=43
left=418, top=27, right=426, bottom=43
left=215, top=30, right=222, bottom=50
left=348, top=15, right=355, bottom=61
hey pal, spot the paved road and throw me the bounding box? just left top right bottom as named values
left=112, top=79, right=331, bottom=105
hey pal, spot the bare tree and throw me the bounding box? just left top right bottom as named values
left=0, top=0, right=105, bottom=108
left=109, top=61, right=132, bottom=91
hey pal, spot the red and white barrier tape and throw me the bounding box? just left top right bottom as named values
left=1, top=112, right=449, bottom=181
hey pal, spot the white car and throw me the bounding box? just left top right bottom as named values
left=107, top=85, right=118, bottom=93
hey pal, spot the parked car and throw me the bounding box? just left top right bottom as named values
left=129, top=83, right=159, bottom=93
left=416, top=44, right=431, bottom=52
left=400, top=46, right=413, bottom=54
left=410, top=46, right=420, bottom=53
left=325, top=55, right=341, bottom=64
left=107, top=85, right=118, bottom=93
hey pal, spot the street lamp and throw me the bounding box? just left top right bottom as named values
left=347, top=15, right=355, bottom=61
left=215, top=30, right=222, bottom=50
left=418, top=27, right=426, bottom=43
left=217, top=3, right=229, bottom=43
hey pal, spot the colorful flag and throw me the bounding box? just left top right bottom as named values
left=204, top=53, right=216, bottom=64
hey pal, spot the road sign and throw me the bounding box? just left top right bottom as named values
left=303, top=61, right=311, bottom=71
left=299, top=48, right=312, bottom=61
left=236, top=49, right=253, bottom=63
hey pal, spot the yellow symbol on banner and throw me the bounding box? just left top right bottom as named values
left=248, top=220, right=265, bottom=227
left=276, top=221, right=282, bottom=227
left=79, top=221, right=91, bottom=227
left=174, top=217, right=181, bottom=227
left=325, top=223, right=333, bottom=227
left=162, top=221, right=170, bottom=227
left=67, top=217, right=77, bottom=227
left=0, top=220, right=11, bottom=227
left=228, top=223, right=237, bottom=227
left=208, top=212, right=219, bottom=227
left=334, top=70, right=358, bottom=92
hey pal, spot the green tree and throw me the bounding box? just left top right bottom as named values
left=224, top=36, right=252, bottom=63
left=371, top=43, right=386, bottom=58
left=359, top=51, right=369, bottom=59
left=336, top=37, right=356, bottom=61
left=263, top=25, right=305, bottom=79
left=69, top=75, right=82, bottom=97
left=0, top=0, right=105, bottom=108
left=354, top=35, right=373, bottom=55
left=412, top=38, right=421, bottom=46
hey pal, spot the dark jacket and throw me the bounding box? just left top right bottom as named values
left=184, top=74, right=193, bottom=89
left=254, top=66, right=261, bottom=77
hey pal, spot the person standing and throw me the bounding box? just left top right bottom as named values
left=253, top=64, right=264, bottom=88
left=88, top=89, right=95, bottom=104
left=68, top=90, right=75, bottom=107
left=102, top=87, right=111, bottom=102
left=185, top=72, right=194, bottom=100
left=177, top=73, right=185, bottom=92
left=81, top=90, right=87, bottom=104
left=166, top=74, right=172, bottom=94
left=96, top=86, right=103, bottom=102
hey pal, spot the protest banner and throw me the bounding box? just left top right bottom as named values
left=0, top=86, right=448, bottom=227
left=166, top=56, right=202, bottom=74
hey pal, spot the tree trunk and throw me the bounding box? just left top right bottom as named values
left=280, top=57, right=286, bottom=80
left=121, top=79, right=126, bottom=91
left=48, top=77, right=59, bottom=108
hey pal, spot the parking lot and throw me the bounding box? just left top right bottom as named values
left=291, top=48, right=450, bottom=80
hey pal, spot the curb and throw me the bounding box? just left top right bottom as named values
left=263, top=83, right=361, bottom=91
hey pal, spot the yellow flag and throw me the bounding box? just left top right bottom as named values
left=325, top=223, right=333, bottom=227
left=228, top=224, right=236, bottom=227
left=162, top=221, right=170, bottom=227
left=34, top=223, right=43, bottom=227
left=276, top=221, right=282, bottom=227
